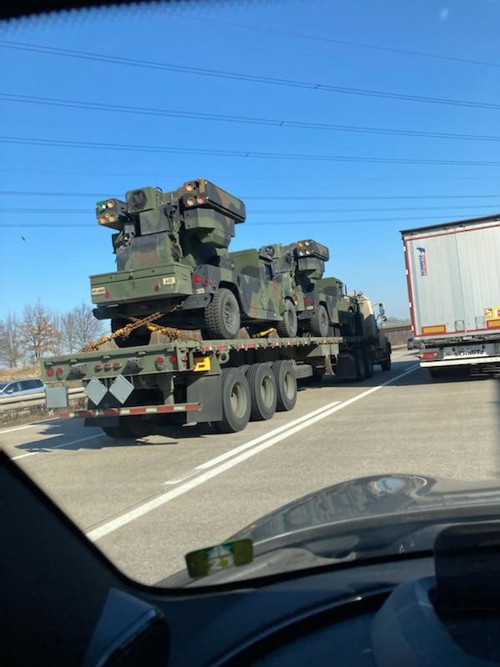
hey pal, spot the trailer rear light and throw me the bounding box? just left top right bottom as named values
left=55, top=367, right=64, bottom=377
left=105, top=290, right=110, bottom=299
left=155, top=356, right=165, bottom=369
left=104, top=363, right=112, bottom=370
left=420, top=352, right=438, bottom=360
left=95, top=364, right=102, bottom=371
left=113, top=362, right=121, bottom=370
left=154, top=283, right=161, bottom=292
left=169, top=355, right=178, bottom=364
left=46, top=367, right=55, bottom=377
left=193, top=275, right=201, bottom=283
left=203, top=279, right=210, bottom=286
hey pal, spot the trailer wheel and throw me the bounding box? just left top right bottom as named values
left=272, top=360, right=297, bottom=412
left=111, top=319, right=151, bottom=348
left=310, top=304, right=330, bottom=337
left=215, top=367, right=251, bottom=433
left=101, top=418, right=137, bottom=439
left=204, top=288, right=241, bottom=340
left=276, top=300, right=298, bottom=338
left=247, top=363, right=277, bottom=421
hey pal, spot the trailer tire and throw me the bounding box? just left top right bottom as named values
left=276, top=300, right=298, bottom=338
left=111, top=319, right=152, bottom=348
left=204, top=288, right=241, bottom=340
left=214, top=367, right=251, bottom=433
left=272, top=360, right=297, bottom=412
left=310, top=304, right=330, bottom=337
left=247, top=363, right=277, bottom=421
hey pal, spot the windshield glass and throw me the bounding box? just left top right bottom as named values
left=1, top=0, right=500, bottom=587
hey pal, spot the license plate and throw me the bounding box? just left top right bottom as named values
left=446, top=345, right=486, bottom=358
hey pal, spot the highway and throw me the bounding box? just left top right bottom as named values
left=2, top=350, right=499, bottom=585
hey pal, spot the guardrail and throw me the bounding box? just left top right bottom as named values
left=0, top=388, right=85, bottom=412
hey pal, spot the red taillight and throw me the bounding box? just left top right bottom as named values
left=154, top=283, right=161, bottom=292
left=155, top=356, right=165, bottom=370
left=420, top=352, right=438, bottom=360
left=46, top=367, right=55, bottom=377
left=55, top=367, right=64, bottom=377
left=193, top=275, right=201, bottom=283
left=104, top=363, right=112, bottom=370
left=113, top=362, right=121, bottom=370
left=95, top=364, right=102, bottom=371
left=104, top=290, right=110, bottom=299
left=196, top=195, right=205, bottom=205
left=203, top=279, right=210, bottom=286
left=169, top=355, right=178, bottom=364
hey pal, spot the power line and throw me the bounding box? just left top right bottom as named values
left=1, top=191, right=498, bottom=201
left=1, top=168, right=500, bottom=180
left=2, top=204, right=500, bottom=214
left=2, top=214, right=499, bottom=228
left=2, top=41, right=500, bottom=112
left=3, top=92, right=500, bottom=143
left=172, top=12, right=500, bottom=71
left=3, top=136, right=500, bottom=167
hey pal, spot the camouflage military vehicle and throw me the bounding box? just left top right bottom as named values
left=91, top=179, right=304, bottom=345
left=259, top=239, right=352, bottom=338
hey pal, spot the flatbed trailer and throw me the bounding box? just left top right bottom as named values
left=41, top=333, right=391, bottom=437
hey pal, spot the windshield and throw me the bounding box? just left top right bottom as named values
left=1, top=0, right=500, bottom=587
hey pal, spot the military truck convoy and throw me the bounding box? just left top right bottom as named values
left=91, top=179, right=353, bottom=344
left=41, top=178, right=391, bottom=437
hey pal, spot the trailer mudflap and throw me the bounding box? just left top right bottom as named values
left=186, top=374, right=223, bottom=423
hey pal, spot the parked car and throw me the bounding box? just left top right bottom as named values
left=0, top=378, right=46, bottom=400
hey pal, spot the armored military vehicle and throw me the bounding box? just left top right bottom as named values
left=91, top=179, right=306, bottom=345
left=259, top=239, right=352, bottom=338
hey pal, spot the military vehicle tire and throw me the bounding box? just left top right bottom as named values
left=204, top=288, right=241, bottom=340
left=247, top=363, right=277, bottom=421
left=272, top=360, right=297, bottom=412
left=380, top=354, right=391, bottom=371
left=111, top=319, right=152, bottom=348
left=354, top=349, right=366, bottom=381
left=276, top=300, right=298, bottom=338
left=310, top=304, right=330, bottom=337
left=214, top=367, right=251, bottom=433
left=363, top=348, right=374, bottom=378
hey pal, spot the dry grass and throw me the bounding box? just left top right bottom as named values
left=0, top=364, right=42, bottom=382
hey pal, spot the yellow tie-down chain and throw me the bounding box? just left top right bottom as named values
left=82, top=309, right=196, bottom=352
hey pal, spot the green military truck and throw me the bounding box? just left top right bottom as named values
left=90, top=179, right=366, bottom=344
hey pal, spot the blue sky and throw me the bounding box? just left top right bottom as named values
left=1, top=0, right=500, bottom=320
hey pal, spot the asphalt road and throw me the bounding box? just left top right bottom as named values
left=2, top=351, right=500, bottom=585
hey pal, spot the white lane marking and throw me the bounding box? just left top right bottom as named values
left=194, top=400, right=341, bottom=473
left=0, top=423, right=41, bottom=435
left=164, top=402, right=341, bottom=483
left=12, top=433, right=106, bottom=460
left=87, top=364, right=419, bottom=542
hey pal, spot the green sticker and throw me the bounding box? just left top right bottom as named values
left=185, top=538, right=253, bottom=579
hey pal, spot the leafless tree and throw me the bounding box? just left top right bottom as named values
left=0, top=313, right=24, bottom=368
left=19, top=301, right=62, bottom=362
left=61, top=303, right=104, bottom=352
